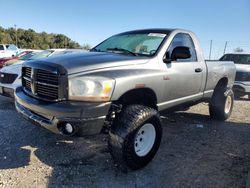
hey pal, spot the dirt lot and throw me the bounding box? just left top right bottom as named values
left=0, top=95, right=250, bottom=188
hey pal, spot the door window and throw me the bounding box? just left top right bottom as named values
left=168, top=33, right=197, bottom=62
left=7, top=44, right=18, bottom=51
left=0, top=45, right=4, bottom=51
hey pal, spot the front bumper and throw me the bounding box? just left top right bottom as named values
left=0, top=75, right=21, bottom=98
left=15, top=87, right=111, bottom=135
left=0, top=85, right=15, bottom=98
left=233, top=81, right=250, bottom=94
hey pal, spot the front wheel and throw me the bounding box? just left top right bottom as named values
left=209, top=88, right=234, bottom=121
left=108, top=105, right=162, bottom=170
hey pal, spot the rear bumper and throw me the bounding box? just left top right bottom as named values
left=15, top=87, right=111, bottom=135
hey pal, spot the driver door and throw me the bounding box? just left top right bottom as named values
left=161, top=33, right=204, bottom=103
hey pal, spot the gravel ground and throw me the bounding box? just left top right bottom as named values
left=0, top=95, right=250, bottom=188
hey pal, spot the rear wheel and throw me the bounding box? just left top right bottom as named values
left=108, top=105, right=162, bottom=170
left=209, top=88, right=234, bottom=121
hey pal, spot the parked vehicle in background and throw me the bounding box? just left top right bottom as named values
left=0, top=50, right=35, bottom=68
left=0, top=49, right=85, bottom=98
left=0, top=44, right=19, bottom=58
left=220, top=53, right=250, bottom=99
left=15, top=29, right=236, bottom=170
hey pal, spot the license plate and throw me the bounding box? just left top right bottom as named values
left=0, top=87, right=3, bottom=94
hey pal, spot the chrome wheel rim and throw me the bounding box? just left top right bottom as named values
left=225, top=95, right=232, bottom=114
left=134, top=123, right=156, bottom=157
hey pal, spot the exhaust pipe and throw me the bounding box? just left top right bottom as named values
left=58, top=122, right=78, bottom=136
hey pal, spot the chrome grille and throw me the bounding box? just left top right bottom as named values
left=24, top=67, right=31, bottom=78
left=23, top=79, right=31, bottom=91
left=37, top=69, right=59, bottom=85
left=22, top=67, right=61, bottom=101
left=22, top=67, right=32, bottom=91
left=235, top=72, right=250, bottom=82
left=36, top=84, right=59, bottom=99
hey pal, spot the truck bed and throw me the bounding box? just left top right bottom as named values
left=204, top=60, right=236, bottom=97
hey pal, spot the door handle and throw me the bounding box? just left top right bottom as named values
left=195, top=68, right=203, bottom=73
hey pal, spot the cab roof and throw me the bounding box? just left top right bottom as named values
left=117, top=28, right=176, bottom=35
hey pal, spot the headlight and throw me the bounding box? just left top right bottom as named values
left=68, top=77, right=115, bottom=102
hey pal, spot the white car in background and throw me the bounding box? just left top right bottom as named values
left=0, top=49, right=85, bottom=97
left=220, top=53, right=250, bottom=99
left=0, top=44, right=19, bottom=58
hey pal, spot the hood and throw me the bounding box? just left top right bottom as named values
left=0, top=63, right=22, bottom=75
left=235, top=63, right=250, bottom=72
left=24, top=52, right=150, bottom=75
left=5, top=59, right=22, bottom=66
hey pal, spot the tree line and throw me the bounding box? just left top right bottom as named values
left=0, top=26, right=91, bottom=50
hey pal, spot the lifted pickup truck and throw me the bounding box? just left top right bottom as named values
left=15, top=29, right=236, bottom=170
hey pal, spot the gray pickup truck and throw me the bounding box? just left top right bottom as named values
left=15, top=29, right=236, bottom=170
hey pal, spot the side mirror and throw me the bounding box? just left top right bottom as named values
left=163, top=46, right=191, bottom=63
left=171, top=46, right=191, bottom=61
left=163, top=52, right=171, bottom=64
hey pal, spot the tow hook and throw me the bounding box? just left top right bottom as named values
left=102, top=104, right=123, bottom=133
left=106, top=103, right=122, bottom=121
left=111, top=104, right=122, bottom=113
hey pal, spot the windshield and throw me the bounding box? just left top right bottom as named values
left=16, top=51, right=29, bottom=57
left=220, top=54, right=250, bottom=65
left=19, top=52, right=37, bottom=60
left=92, top=33, right=167, bottom=56
left=29, top=50, right=54, bottom=60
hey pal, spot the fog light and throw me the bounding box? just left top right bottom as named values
left=65, top=123, right=73, bottom=134
left=58, top=122, right=77, bottom=136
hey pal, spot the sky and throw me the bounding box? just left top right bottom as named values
left=0, top=0, right=250, bottom=59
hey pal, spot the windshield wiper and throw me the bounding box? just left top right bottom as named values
left=90, top=48, right=98, bottom=52
left=90, top=48, right=106, bottom=53
left=107, top=48, right=138, bottom=56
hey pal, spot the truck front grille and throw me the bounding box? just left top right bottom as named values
left=36, top=69, right=59, bottom=85
left=24, top=67, right=31, bottom=78
left=36, top=83, right=59, bottom=100
left=235, top=72, right=250, bottom=82
left=22, top=66, right=64, bottom=101
left=23, top=79, right=31, bottom=91
left=22, top=67, right=32, bottom=91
